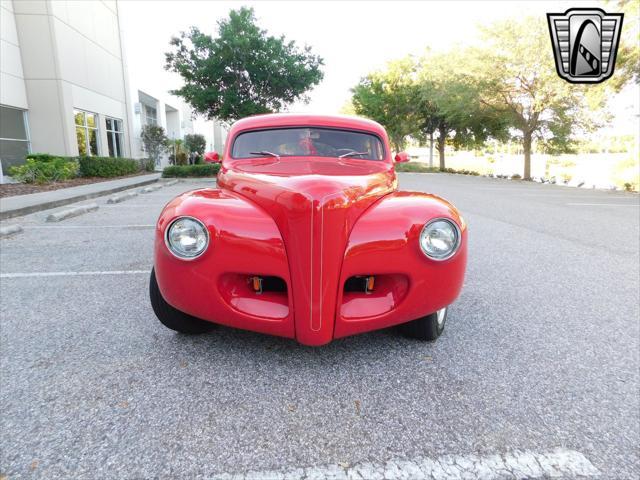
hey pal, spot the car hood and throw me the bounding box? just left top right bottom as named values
left=217, top=158, right=397, bottom=345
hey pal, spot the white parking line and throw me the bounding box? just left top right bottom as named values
left=214, top=449, right=599, bottom=480
left=567, top=203, right=639, bottom=207
left=22, top=225, right=155, bottom=229
left=0, top=270, right=149, bottom=279
left=100, top=204, right=162, bottom=207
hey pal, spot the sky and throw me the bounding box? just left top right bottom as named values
left=118, top=0, right=639, bottom=134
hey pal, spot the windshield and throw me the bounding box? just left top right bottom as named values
left=231, top=128, right=385, bottom=160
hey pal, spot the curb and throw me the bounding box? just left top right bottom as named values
left=0, top=175, right=159, bottom=220
left=140, top=184, right=163, bottom=194
left=46, top=203, right=99, bottom=222
left=0, top=224, right=23, bottom=238
left=107, top=191, right=138, bottom=204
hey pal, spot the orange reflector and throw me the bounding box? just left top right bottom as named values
left=251, top=276, right=263, bottom=294
left=366, top=276, right=375, bottom=293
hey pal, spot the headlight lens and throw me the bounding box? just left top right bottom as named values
left=419, top=218, right=460, bottom=260
left=165, top=217, right=209, bottom=259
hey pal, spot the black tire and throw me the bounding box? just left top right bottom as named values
left=149, top=268, right=215, bottom=334
left=399, top=307, right=447, bottom=341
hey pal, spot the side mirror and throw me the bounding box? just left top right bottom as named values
left=394, top=152, right=410, bottom=163
left=212, top=152, right=220, bottom=161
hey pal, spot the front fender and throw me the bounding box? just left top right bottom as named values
left=335, top=191, right=468, bottom=339
left=154, top=188, right=294, bottom=339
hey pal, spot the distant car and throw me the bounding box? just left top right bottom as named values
left=150, top=114, right=467, bottom=346
left=204, top=151, right=220, bottom=163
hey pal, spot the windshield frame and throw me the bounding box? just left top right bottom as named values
left=229, top=126, right=388, bottom=161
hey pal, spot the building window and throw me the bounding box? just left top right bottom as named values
left=106, top=118, right=124, bottom=157
left=74, top=109, right=99, bottom=156
left=143, top=104, right=157, bottom=126
left=0, top=105, right=30, bottom=173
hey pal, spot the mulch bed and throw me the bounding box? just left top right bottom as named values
left=0, top=173, right=150, bottom=198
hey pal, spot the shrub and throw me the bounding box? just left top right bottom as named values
left=24, top=153, right=68, bottom=162
left=394, top=163, right=482, bottom=176
left=511, top=173, right=522, bottom=179
left=140, top=158, right=156, bottom=172
left=175, top=151, right=188, bottom=166
left=394, top=162, right=439, bottom=173
left=9, top=155, right=78, bottom=184
left=141, top=125, right=169, bottom=167
left=162, top=164, right=220, bottom=178
left=184, top=133, right=207, bottom=155
left=612, top=156, right=639, bottom=192
left=78, top=156, right=140, bottom=177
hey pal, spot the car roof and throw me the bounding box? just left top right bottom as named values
left=228, top=113, right=387, bottom=138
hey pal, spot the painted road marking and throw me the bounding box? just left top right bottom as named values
left=0, top=270, right=149, bottom=279
left=567, top=203, right=639, bottom=207
left=22, top=224, right=155, bottom=229
left=211, top=449, right=600, bottom=480
left=100, top=204, right=162, bottom=207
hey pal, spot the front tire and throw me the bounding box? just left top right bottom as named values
left=149, top=268, right=215, bottom=334
left=399, top=307, right=447, bottom=341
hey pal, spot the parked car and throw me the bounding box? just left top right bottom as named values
left=204, top=151, right=220, bottom=163
left=150, top=114, right=467, bottom=346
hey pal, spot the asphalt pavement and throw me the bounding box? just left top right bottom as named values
left=1, top=174, right=638, bottom=479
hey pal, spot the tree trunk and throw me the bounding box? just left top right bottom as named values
left=523, top=131, right=532, bottom=180
left=437, top=126, right=446, bottom=171
left=428, top=131, right=434, bottom=168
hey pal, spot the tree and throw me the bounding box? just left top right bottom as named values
left=168, top=139, right=188, bottom=165
left=351, top=57, right=421, bottom=151
left=184, top=133, right=207, bottom=155
left=416, top=49, right=501, bottom=170
left=165, top=7, right=324, bottom=123
left=351, top=53, right=506, bottom=167
left=140, top=125, right=169, bottom=167
left=469, top=17, right=606, bottom=179
left=608, top=0, right=640, bottom=87
left=415, top=50, right=508, bottom=170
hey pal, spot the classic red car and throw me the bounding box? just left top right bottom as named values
left=203, top=151, right=220, bottom=163
left=150, top=114, right=467, bottom=346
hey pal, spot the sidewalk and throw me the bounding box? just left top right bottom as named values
left=0, top=173, right=161, bottom=220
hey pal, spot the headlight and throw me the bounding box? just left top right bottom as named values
left=419, top=218, right=461, bottom=260
left=165, top=216, right=209, bottom=259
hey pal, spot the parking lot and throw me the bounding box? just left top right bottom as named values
left=1, top=173, right=638, bottom=479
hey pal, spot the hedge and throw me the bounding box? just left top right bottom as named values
left=394, top=163, right=481, bottom=176
left=9, top=154, right=79, bottom=184
left=394, top=162, right=439, bottom=173
left=78, top=156, right=141, bottom=177
left=162, top=164, right=220, bottom=178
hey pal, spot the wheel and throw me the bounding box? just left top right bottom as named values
left=149, top=268, right=215, bottom=334
left=399, top=307, right=448, bottom=341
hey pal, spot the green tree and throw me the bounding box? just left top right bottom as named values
left=168, top=138, right=188, bottom=165
left=350, top=57, right=421, bottom=151
left=470, top=17, right=607, bottom=179
left=416, top=50, right=508, bottom=170
left=140, top=125, right=169, bottom=167
left=608, top=0, right=640, bottom=87
left=184, top=133, right=207, bottom=155
left=165, top=7, right=324, bottom=123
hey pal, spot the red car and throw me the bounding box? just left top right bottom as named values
left=203, top=151, right=220, bottom=163
left=151, top=114, right=467, bottom=346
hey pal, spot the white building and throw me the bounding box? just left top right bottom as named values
left=1, top=0, right=133, bottom=173
left=0, top=0, right=226, bottom=178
